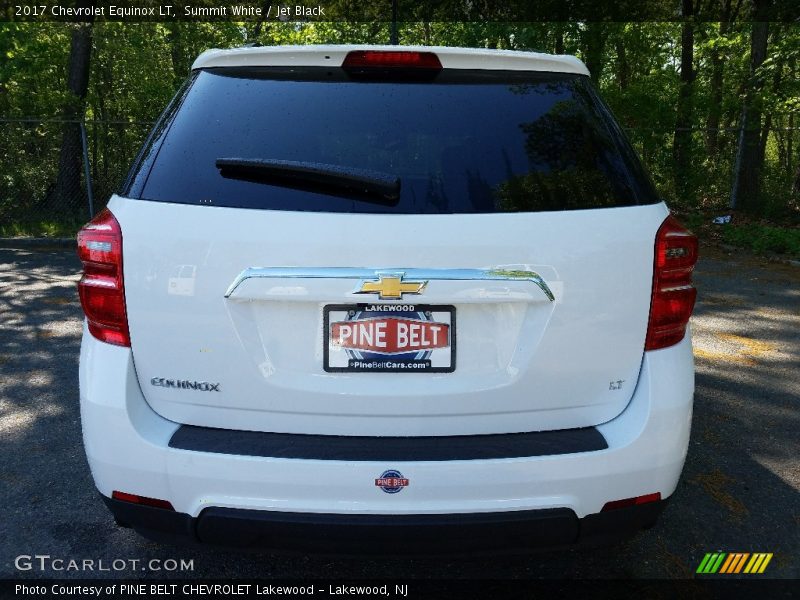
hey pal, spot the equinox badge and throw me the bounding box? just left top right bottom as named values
left=151, top=378, right=220, bottom=392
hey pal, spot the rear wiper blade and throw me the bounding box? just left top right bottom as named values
left=216, top=158, right=400, bottom=204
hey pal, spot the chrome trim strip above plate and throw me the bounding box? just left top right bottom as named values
left=224, top=267, right=555, bottom=302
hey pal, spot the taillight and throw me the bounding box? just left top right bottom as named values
left=77, top=208, right=130, bottom=347
left=342, top=50, right=442, bottom=70
left=645, top=215, right=698, bottom=351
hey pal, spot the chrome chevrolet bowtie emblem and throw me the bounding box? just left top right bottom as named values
left=354, top=274, right=427, bottom=300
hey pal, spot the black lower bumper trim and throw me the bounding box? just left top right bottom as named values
left=168, top=425, right=608, bottom=461
left=196, top=507, right=578, bottom=553
left=102, top=496, right=667, bottom=554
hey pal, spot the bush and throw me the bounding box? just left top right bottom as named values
left=722, top=224, right=800, bottom=257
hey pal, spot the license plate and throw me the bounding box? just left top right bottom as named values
left=324, top=304, right=456, bottom=373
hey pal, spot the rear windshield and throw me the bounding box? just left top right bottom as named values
left=124, top=67, right=659, bottom=213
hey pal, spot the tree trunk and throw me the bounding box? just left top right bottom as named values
left=673, top=0, right=695, bottom=202
left=554, top=24, right=564, bottom=55
left=788, top=57, right=795, bottom=180
left=582, top=23, right=606, bottom=84
left=51, top=22, right=93, bottom=217
left=705, top=7, right=731, bottom=156
left=792, top=162, right=800, bottom=199
left=167, top=24, right=195, bottom=87
left=788, top=113, right=794, bottom=183
left=731, top=14, right=769, bottom=212
left=251, top=1, right=269, bottom=41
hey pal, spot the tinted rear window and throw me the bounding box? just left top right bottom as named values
left=125, top=67, right=659, bottom=213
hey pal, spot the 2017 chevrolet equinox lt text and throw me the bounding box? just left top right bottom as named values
left=77, top=45, right=698, bottom=553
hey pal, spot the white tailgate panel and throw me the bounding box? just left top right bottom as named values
left=113, top=195, right=668, bottom=435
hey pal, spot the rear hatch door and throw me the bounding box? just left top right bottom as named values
left=117, top=55, right=664, bottom=436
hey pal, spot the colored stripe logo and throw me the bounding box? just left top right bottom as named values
left=697, top=552, right=773, bottom=574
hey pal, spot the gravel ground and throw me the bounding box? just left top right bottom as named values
left=1, top=243, right=797, bottom=580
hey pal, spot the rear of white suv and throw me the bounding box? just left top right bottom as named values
left=77, top=45, right=697, bottom=553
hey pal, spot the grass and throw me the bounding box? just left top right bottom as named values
left=674, top=208, right=800, bottom=260
left=0, top=220, right=82, bottom=238
left=721, top=224, right=800, bottom=258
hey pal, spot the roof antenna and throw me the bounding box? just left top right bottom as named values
left=390, top=0, right=398, bottom=45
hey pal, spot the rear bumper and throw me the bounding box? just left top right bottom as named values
left=103, top=495, right=667, bottom=554
left=80, top=322, right=693, bottom=550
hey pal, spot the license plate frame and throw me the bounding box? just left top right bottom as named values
left=323, top=303, right=456, bottom=373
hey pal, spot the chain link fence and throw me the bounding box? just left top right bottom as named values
left=0, top=118, right=153, bottom=236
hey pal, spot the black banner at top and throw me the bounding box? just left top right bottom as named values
left=3, top=0, right=800, bottom=22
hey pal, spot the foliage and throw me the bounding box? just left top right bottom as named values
left=722, top=224, right=800, bottom=257
left=1, top=20, right=799, bottom=231
left=0, top=219, right=83, bottom=238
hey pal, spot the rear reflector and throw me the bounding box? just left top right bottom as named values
left=601, top=492, right=662, bottom=512
left=77, top=209, right=130, bottom=346
left=342, top=50, right=442, bottom=70
left=112, top=491, right=174, bottom=511
left=645, top=215, right=698, bottom=351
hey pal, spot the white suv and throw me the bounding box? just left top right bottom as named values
left=77, top=45, right=697, bottom=553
